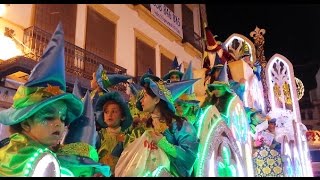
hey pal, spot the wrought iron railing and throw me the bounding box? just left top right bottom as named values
left=23, top=26, right=127, bottom=81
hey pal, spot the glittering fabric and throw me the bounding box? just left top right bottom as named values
left=0, top=133, right=56, bottom=177
left=252, top=145, right=284, bottom=177
left=98, top=128, right=125, bottom=175
left=160, top=120, right=199, bottom=177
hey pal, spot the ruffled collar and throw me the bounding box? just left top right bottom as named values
left=106, top=127, right=121, bottom=134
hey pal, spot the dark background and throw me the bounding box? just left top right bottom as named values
left=206, top=3, right=320, bottom=92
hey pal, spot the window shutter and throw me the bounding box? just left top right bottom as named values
left=34, top=4, right=77, bottom=44
left=85, top=7, right=116, bottom=63
left=136, top=38, right=155, bottom=81
left=161, top=54, right=172, bottom=78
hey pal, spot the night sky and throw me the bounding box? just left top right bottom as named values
left=206, top=3, right=320, bottom=92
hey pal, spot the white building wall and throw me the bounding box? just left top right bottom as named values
left=0, top=4, right=202, bottom=78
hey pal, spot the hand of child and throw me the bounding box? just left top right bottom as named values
left=93, top=173, right=104, bottom=177
left=116, top=133, right=125, bottom=142
left=150, top=130, right=164, bottom=144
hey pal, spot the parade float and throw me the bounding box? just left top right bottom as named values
left=192, top=26, right=313, bottom=177
left=0, top=23, right=314, bottom=177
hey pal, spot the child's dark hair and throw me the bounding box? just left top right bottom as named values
left=144, top=86, right=186, bottom=131
left=102, top=100, right=124, bottom=117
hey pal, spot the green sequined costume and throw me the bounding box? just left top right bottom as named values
left=0, top=133, right=59, bottom=177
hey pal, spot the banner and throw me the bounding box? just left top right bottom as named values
left=150, top=4, right=183, bottom=39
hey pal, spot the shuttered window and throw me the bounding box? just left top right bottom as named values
left=85, top=6, right=116, bottom=63
left=34, top=4, right=77, bottom=44
left=182, top=5, right=194, bottom=44
left=136, top=38, right=156, bottom=81
left=161, top=54, right=172, bottom=78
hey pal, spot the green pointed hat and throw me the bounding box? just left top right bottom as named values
left=207, top=62, right=233, bottom=93
left=0, top=22, right=83, bottom=126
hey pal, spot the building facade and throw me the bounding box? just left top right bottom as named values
left=0, top=4, right=206, bottom=110
left=301, top=68, right=320, bottom=130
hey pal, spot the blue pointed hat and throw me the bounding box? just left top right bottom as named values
left=137, top=78, right=200, bottom=113
left=139, top=67, right=160, bottom=86
left=176, top=61, right=200, bottom=105
left=72, top=79, right=83, bottom=99
left=64, top=90, right=97, bottom=147
left=162, top=57, right=184, bottom=81
left=207, top=62, right=233, bottom=93
left=0, top=22, right=83, bottom=126
left=129, top=82, right=143, bottom=97
left=95, top=91, right=133, bottom=131
left=209, top=55, right=224, bottom=76
left=58, top=91, right=111, bottom=177
left=95, top=64, right=132, bottom=92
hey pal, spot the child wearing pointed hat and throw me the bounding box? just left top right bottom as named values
left=252, top=117, right=284, bottom=177
left=136, top=76, right=200, bottom=177
left=203, top=62, right=237, bottom=118
left=205, top=27, right=235, bottom=64
left=174, top=61, right=201, bottom=127
left=94, top=91, right=133, bottom=176
left=0, top=23, right=83, bottom=176
left=162, top=57, right=184, bottom=83
left=57, top=91, right=111, bottom=177
left=125, top=82, right=150, bottom=141
left=139, top=68, right=160, bottom=87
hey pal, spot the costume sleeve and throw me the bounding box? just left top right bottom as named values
left=158, top=121, right=199, bottom=177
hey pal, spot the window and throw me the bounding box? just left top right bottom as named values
left=34, top=4, right=77, bottom=44
left=182, top=4, right=194, bottom=44
left=85, top=6, right=116, bottom=63
left=161, top=54, right=172, bottom=78
left=136, top=38, right=155, bottom=82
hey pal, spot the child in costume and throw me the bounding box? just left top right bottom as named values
left=124, top=68, right=158, bottom=145
left=252, top=118, right=284, bottom=177
left=137, top=77, right=199, bottom=177
left=57, top=91, right=111, bottom=177
left=0, top=23, right=83, bottom=177
left=162, top=57, right=184, bottom=83
left=91, top=64, right=131, bottom=132
left=95, top=91, right=133, bottom=176
left=203, top=63, right=237, bottom=119
left=174, top=62, right=201, bottom=127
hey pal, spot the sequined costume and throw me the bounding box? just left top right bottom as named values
left=0, top=133, right=58, bottom=177
left=157, top=120, right=199, bottom=177
left=97, top=127, right=127, bottom=175
left=252, top=130, right=284, bottom=177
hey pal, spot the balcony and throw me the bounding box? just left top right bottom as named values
left=20, top=26, right=127, bottom=91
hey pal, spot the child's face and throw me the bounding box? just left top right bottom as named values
left=170, top=74, right=180, bottom=82
left=140, top=90, right=159, bottom=113
left=212, top=86, right=227, bottom=97
left=103, top=103, right=123, bottom=129
left=90, top=72, right=99, bottom=90
left=26, top=101, right=67, bottom=147
left=175, top=102, right=191, bottom=116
